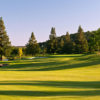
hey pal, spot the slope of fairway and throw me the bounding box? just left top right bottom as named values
left=0, top=54, right=100, bottom=100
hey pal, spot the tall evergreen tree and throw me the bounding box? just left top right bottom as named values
left=26, top=32, right=40, bottom=56
left=47, top=27, right=57, bottom=54
left=75, top=26, right=88, bottom=53
left=0, top=17, right=11, bottom=58
left=49, top=27, right=56, bottom=40
left=57, top=38, right=64, bottom=53
left=63, top=32, right=75, bottom=54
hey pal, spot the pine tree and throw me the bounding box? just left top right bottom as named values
left=75, top=26, right=89, bottom=53
left=0, top=17, right=11, bottom=58
left=57, top=38, right=64, bottom=53
left=47, top=27, right=58, bottom=54
left=65, top=32, right=71, bottom=42
left=63, top=32, right=75, bottom=54
left=49, top=27, right=56, bottom=40
left=26, top=32, right=40, bottom=56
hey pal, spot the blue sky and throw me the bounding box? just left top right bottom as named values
left=0, top=0, right=100, bottom=46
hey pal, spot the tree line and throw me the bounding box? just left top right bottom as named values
left=39, top=27, right=100, bottom=54
left=0, top=17, right=100, bottom=58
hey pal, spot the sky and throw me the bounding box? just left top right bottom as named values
left=0, top=0, right=100, bottom=46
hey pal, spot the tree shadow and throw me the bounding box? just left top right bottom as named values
left=76, top=54, right=100, bottom=61
left=0, top=90, right=100, bottom=96
left=0, top=54, right=100, bottom=71
left=0, top=81, right=100, bottom=96
left=0, top=81, right=100, bottom=89
left=3, top=60, right=100, bottom=71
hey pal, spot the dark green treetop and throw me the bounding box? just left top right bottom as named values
left=75, top=26, right=88, bottom=53
left=65, top=32, right=71, bottom=42
left=47, top=27, right=58, bottom=54
left=63, top=32, right=75, bottom=54
left=49, top=27, right=56, bottom=40
left=26, top=32, right=40, bottom=55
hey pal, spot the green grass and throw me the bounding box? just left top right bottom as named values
left=0, top=54, right=100, bottom=100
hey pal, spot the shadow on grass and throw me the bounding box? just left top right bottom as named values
left=1, top=60, right=100, bottom=71
left=0, top=54, right=100, bottom=71
left=0, top=81, right=100, bottom=89
left=0, top=81, right=100, bottom=96
left=0, top=90, right=100, bottom=96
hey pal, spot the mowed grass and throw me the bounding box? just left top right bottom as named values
left=0, top=54, right=100, bottom=100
